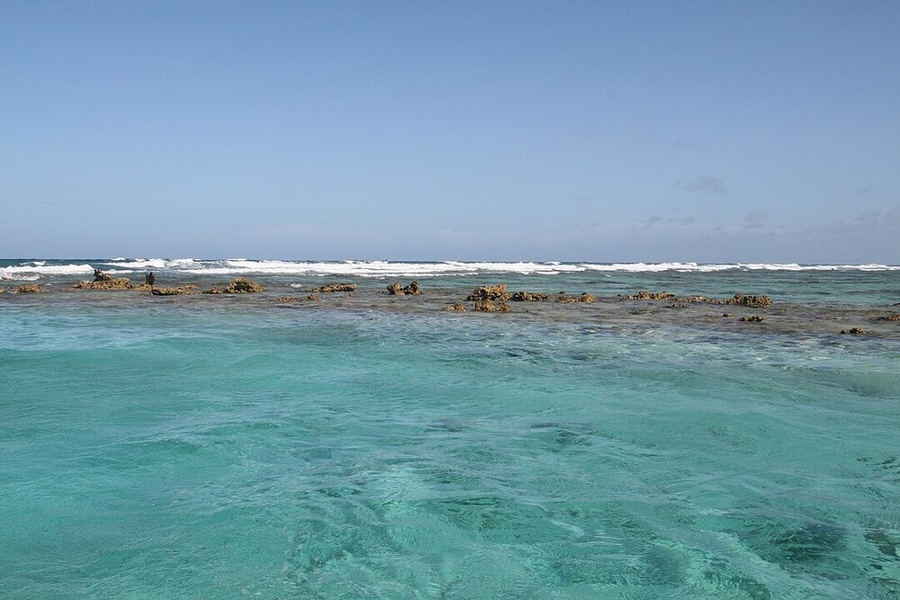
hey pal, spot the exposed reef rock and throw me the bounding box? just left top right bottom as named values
left=556, top=292, right=596, bottom=304
left=311, top=283, right=357, bottom=293
left=444, top=302, right=467, bottom=312
left=841, top=327, right=866, bottom=335
left=203, top=278, right=264, bottom=294
left=387, top=281, right=422, bottom=295
left=466, top=284, right=511, bottom=302
left=73, top=278, right=133, bottom=290
left=150, top=285, right=196, bottom=296
left=878, top=313, right=900, bottom=321
left=723, top=294, right=773, bottom=308
left=510, top=291, right=548, bottom=302
left=14, top=285, right=44, bottom=293
left=626, top=291, right=675, bottom=300
left=473, top=299, right=511, bottom=313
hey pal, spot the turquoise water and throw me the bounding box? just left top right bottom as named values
left=2, top=264, right=900, bottom=598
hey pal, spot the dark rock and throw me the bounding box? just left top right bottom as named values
left=510, top=291, right=549, bottom=302
left=311, top=283, right=357, bottom=293
left=93, top=269, right=112, bottom=282
left=204, top=277, right=264, bottom=294
left=387, top=281, right=422, bottom=295
left=556, top=292, right=596, bottom=304
left=725, top=294, right=773, bottom=308
left=626, top=291, right=674, bottom=300
left=473, top=299, right=511, bottom=312
left=467, top=284, right=510, bottom=302
left=840, top=327, right=866, bottom=335
left=73, top=277, right=133, bottom=290
left=740, top=315, right=765, bottom=322
left=151, top=285, right=196, bottom=296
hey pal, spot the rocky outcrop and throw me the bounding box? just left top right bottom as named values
left=14, top=284, right=44, bottom=293
left=723, top=294, right=772, bottom=308
left=444, top=302, right=467, bottom=312
left=151, top=285, right=196, bottom=296
left=510, top=291, right=548, bottom=302
left=473, top=299, right=511, bottom=313
left=311, top=283, right=357, bottom=293
left=203, top=277, right=264, bottom=294
left=73, top=278, right=133, bottom=290
left=387, top=281, right=422, bottom=295
left=740, top=315, right=765, bottom=322
left=626, top=291, right=675, bottom=300
left=556, top=292, right=596, bottom=304
left=841, top=327, right=866, bottom=335
left=466, top=284, right=511, bottom=302
left=878, top=313, right=900, bottom=321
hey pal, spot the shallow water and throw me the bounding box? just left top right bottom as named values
left=2, top=288, right=899, bottom=599
left=2, top=261, right=899, bottom=598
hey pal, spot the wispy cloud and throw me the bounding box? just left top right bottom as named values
left=743, top=209, right=769, bottom=230
left=674, top=175, right=726, bottom=196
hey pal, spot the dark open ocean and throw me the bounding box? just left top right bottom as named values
left=2, top=259, right=899, bottom=598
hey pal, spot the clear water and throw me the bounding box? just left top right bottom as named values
left=2, top=265, right=899, bottom=598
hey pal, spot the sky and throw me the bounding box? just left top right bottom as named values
left=1, top=0, right=899, bottom=263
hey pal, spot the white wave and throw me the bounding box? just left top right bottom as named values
left=0, top=262, right=94, bottom=280
left=164, top=259, right=590, bottom=277
left=111, top=259, right=900, bottom=276
left=102, top=258, right=199, bottom=272
left=580, top=262, right=900, bottom=273
left=5, top=259, right=896, bottom=281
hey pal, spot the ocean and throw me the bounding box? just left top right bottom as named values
left=1, top=259, right=899, bottom=599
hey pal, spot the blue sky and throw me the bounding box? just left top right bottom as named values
left=2, top=0, right=898, bottom=263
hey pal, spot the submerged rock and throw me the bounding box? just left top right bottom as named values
left=444, top=302, right=467, bottom=312
left=740, top=315, right=765, bottom=322
left=14, top=284, right=44, bottom=293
